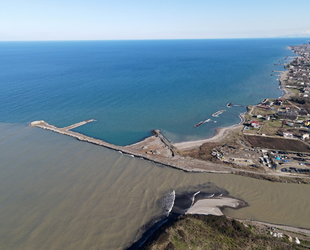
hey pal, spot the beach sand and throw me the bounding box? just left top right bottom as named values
left=186, top=197, right=246, bottom=216
left=173, top=124, right=243, bottom=150
left=279, top=71, right=293, bottom=99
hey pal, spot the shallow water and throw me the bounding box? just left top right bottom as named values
left=0, top=123, right=309, bottom=250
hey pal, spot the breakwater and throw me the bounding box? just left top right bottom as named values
left=30, top=120, right=230, bottom=173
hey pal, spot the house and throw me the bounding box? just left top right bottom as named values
left=276, top=99, right=285, bottom=105
left=302, top=133, right=309, bottom=141
left=304, top=120, right=310, bottom=126
left=265, top=101, right=274, bottom=107
left=283, top=132, right=293, bottom=139
left=250, top=121, right=260, bottom=128
left=304, top=86, right=310, bottom=92
left=299, top=109, right=308, bottom=116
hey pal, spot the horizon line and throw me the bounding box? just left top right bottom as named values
left=1, top=37, right=310, bottom=42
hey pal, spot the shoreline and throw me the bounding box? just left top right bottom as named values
left=173, top=122, right=244, bottom=151
left=173, top=52, right=295, bottom=151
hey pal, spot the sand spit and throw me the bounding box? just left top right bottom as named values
left=186, top=196, right=247, bottom=216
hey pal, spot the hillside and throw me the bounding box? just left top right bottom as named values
left=141, top=215, right=308, bottom=250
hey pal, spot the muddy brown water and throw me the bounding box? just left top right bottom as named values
left=0, top=123, right=310, bottom=250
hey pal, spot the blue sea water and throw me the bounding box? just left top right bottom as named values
left=0, top=38, right=307, bottom=145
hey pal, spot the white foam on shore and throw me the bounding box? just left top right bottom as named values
left=160, top=190, right=176, bottom=217
left=189, top=191, right=201, bottom=208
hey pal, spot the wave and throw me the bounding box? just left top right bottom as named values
left=160, top=190, right=176, bottom=217
left=190, top=191, right=200, bottom=209
left=128, top=183, right=231, bottom=249
left=128, top=191, right=176, bottom=249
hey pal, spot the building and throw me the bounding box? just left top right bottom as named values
left=250, top=121, right=260, bottom=129
left=298, top=109, right=308, bottom=116
left=302, top=133, right=309, bottom=141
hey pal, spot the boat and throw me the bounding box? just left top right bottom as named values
left=226, top=102, right=232, bottom=107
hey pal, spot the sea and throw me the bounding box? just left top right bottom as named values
left=1, top=38, right=310, bottom=249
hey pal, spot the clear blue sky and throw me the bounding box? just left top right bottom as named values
left=1, top=0, right=310, bottom=41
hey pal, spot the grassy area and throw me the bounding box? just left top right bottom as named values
left=142, top=215, right=303, bottom=250
left=290, top=88, right=301, bottom=95
left=259, top=124, right=281, bottom=136
left=250, top=107, right=277, bottom=117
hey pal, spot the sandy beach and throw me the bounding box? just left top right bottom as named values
left=278, top=71, right=293, bottom=99
left=186, top=196, right=246, bottom=216
left=173, top=124, right=243, bottom=150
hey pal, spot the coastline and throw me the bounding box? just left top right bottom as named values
left=31, top=46, right=310, bottom=183
left=173, top=52, right=295, bottom=152
left=173, top=123, right=244, bottom=151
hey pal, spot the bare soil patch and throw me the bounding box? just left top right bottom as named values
left=245, top=135, right=310, bottom=153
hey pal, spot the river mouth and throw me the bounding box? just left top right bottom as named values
left=127, top=183, right=247, bottom=249
left=0, top=123, right=310, bottom=250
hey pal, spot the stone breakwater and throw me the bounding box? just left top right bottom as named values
left=30, top=120, right=233, bottom=174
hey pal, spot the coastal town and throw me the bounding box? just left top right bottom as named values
left=180, top=43, right=310, bottom=180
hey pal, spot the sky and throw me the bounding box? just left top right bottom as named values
left=1, top=0, right=310, bottom=41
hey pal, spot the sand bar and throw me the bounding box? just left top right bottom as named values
left=186, top=197, right=246, bottom=216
